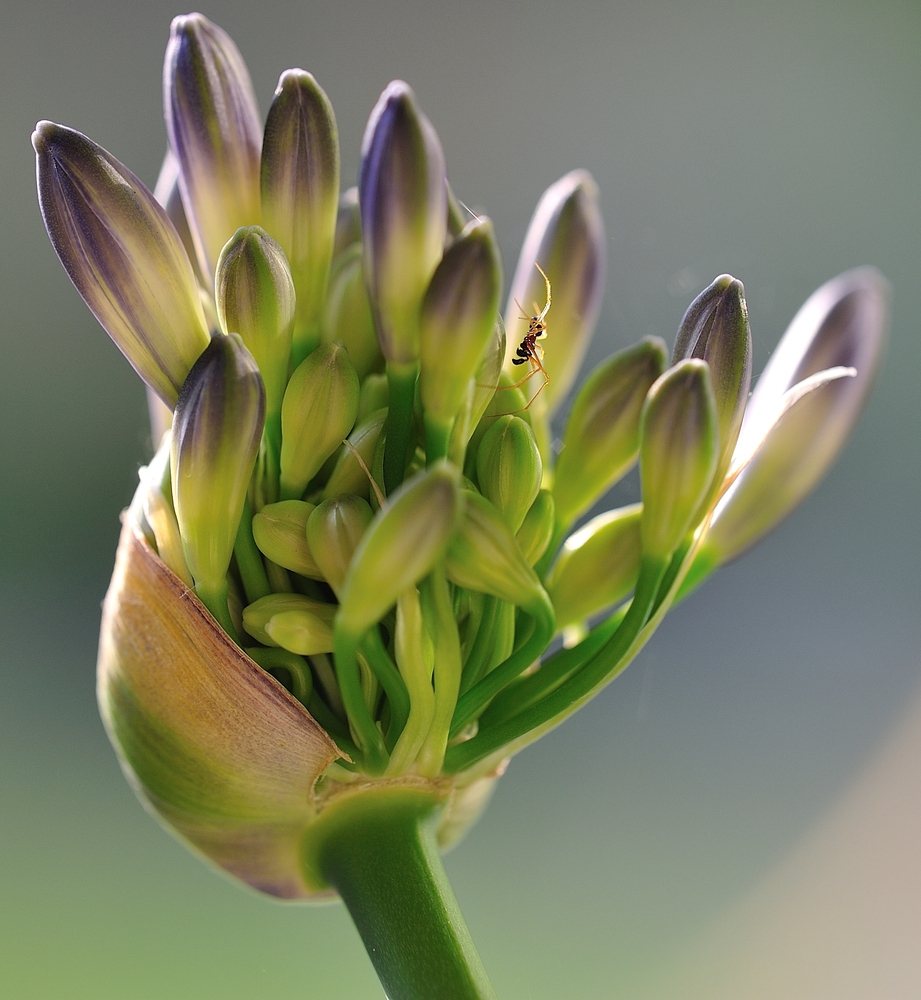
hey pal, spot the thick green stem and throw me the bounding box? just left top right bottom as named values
left=383, top=361, right=419, bottom=494
left=308, top=787, right=498, bottom=1000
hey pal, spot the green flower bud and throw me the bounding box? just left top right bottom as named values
left=357, top=373, right=390, bottom=422
left=280, top=342, right=360, bottom=499
left=475, top=416, right=542, bottom=533
left=216, top=226, right=295, bottom=429
left=261, top=69, right=340, bottom=364
left=322, top=408, right=387, bottom=501
left=515, top=488, right=555, bottom=565
left=673, top=275, right=752, bottom=471
left=419, top=218, right=502, bottom=428
left=337, top=463, right=462, bottom=636
left=252, top=500, right=322, bottom=579
left=445, top=491, right=544, bottom=613
left=639, top=359, right=718, bottom=561
left=504, top=170, right=606, bottom=413
left=553, top=338, right=667, bottom=526
left=33, top=122, right=211, bottom=408
left=333, top=186, right=361, bottom=256
left=171, top=334, right=266, bottom=609
left=306, top=495, right=374, bottom=597
left=322, top=245, right=383, bottom=380
left=359, top=81, right=447, bottom=364
left=547, top=504, right=643, bottom=629
left=706, top=267, right=888, bottom=562
left=242, top=593, right=336, bottom=654
left=164, top=13, right=262, bottom=278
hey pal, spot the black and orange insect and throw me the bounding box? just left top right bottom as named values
left=486, top=263, right=552, bottom=414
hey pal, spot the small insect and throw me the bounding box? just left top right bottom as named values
left=484, top=263, right=552, bottom=415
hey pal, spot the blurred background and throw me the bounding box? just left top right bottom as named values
left=1, top=1, right=919, bottom=997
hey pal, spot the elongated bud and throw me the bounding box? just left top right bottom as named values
left=171, top=334, right=266, bottom=599
left=673, top=275, right=751, bottom=470
left=516, top=488, right=555, bottom=564
left=357, top=373, right=389, bottom=422
left=242, top=593, right=336, bottom=654
left=639, top=360, right=718, bottom=561
left=252, top=500, right=322, bottom=579
left=280, top=342, right=360, bottom=499
left=322, top=245, right=383, bottom=380
left=261, top=69, right=340, bottom=363
left=306, top=494, right=374, bottom=596
left=216, top=226, right=295, bottom=426
left=359, top=81, right=447, bottom=364
left=164, top=13, right=262, bottom=278
left=504, top=170, right=606, bottom=412
left=337, top=463, right=462, bottom=636
left=553, top=338, right=667, bottom=526
left=33, top=122, right=210, bottom=408
left=548, top=505, right=642, bottom=628
left=476, top=416, right=542, bottom=533
left=153, top=149, right=208, bottom=290
left=322, top=408, right=387, bottom=501
left=706, top=267, right=888, bottom=562
left=446, top=491, right=546, bottom=614
left=419, top=218, right=502, bottom=426
left=333, top=187, right=361, bottom=256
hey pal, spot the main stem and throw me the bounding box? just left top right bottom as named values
left=312, top=788, right=498, bottom=1000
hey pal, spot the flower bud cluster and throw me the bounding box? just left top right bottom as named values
left=36, top=13, right=887, bottom=898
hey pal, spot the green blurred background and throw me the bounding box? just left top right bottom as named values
left=2, top=1, right=919, bottom=997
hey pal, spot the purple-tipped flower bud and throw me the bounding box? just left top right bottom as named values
left=548, top=505, right=643, bottom=629
left=306, top=494, right=375, bottom=597
left=261, top=69, right=340, bottom=363
left=553, top=338, right=667, bottom=526
left=475, top=415, right=542, bottom=533
left=673, top=275, right=752, bottom=472
left=322, top=246, right=383, bottom=380
left=171, top=334, right=266, bottom=607
left=242, top=593, right=336, bottom=655
left=252, top=500, right=322, bottom=579
left=504, top=170, right=606, bottom=413
left=639, top=359, right=719, bottom=561
left=706, top=267, right=888, bottom=562
left=280, top=342, right=360, bottom=499
left=419, top=218, right=502, bottom=428
left=33, top=122, right=211, bottom=408
left=336, top=463, right=462, bottom=636
left=164, top=13, right=262, bottom=278
left=359, top=81, right=447, bottom=364
left=216, top=226, right=295, bottom=428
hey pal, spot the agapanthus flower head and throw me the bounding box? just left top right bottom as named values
left=35, top=12, right=887, bottom=934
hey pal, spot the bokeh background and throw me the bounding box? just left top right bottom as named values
left=2, top=1, right=919, bottom=997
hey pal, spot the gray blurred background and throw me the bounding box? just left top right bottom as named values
left=1, top=1, right=919, bottom=997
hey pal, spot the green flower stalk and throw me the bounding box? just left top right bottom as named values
left=35, top=13, right=889, bottom=1000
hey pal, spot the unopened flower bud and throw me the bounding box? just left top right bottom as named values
left=419, top=218, right=502, bottom=430
left=337, top=463, right=462, bottom=636
left=516, top=488, right=555, bottom=565
left=171, top=334, right=265, bottom=621
left=33, top=122, right=211, bottom=408
left=252, top=500, right=322, bottom=579
left=306, top=494, right=374, bottom=596
left=242, top=593, right=336, bottom=655
left=280, top=342, right=360, bottom=499
left=359, top=81, right=447, bottom=364
left=673, top=275, right=751, bottom=470
left=216, top=226, right=295, bottom=429
left=357, top=373, right=389, bottom=422
left=333, top=186, right=361, bottom=256
left=504, top=170, right=606, bottom=412
left=322, top=245, right=383, bottom=380
left=553, top=338, right=667, bottom=526
left=548, top=504, right=642, bottom=629
left=261, top=69, right=340, bottom=363
left=475, top=416, right=542, bottom=533
left=164, top=13, right=262, bottom=278
left=639, top=359, right=718, bottom=561
left=706, top=267, right=888, bottom=562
